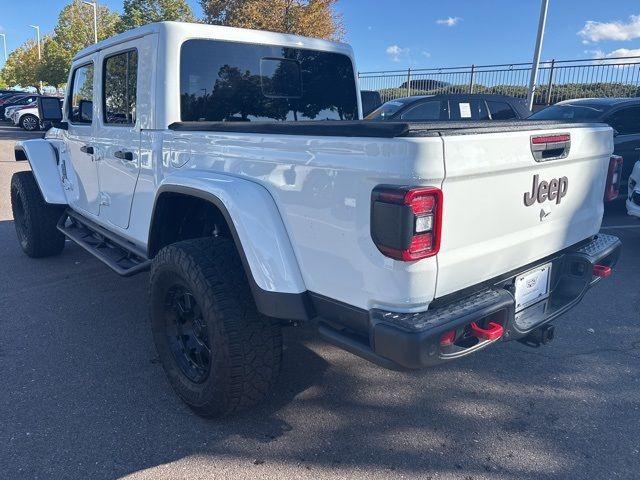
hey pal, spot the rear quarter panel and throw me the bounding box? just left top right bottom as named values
left=186, top=132, right=445, bottom=311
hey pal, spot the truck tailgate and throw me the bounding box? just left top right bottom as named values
left=435, top=125, right=613, bottom=297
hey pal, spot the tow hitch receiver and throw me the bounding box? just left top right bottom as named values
left=519, top=324, right=555, bottom=347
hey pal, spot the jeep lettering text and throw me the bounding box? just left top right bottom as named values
left=524, top=174, right=569, bottom=206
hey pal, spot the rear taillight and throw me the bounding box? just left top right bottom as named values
left=371, top=186, right=442, bottom=261
left=604, top=155, right=623, bottom=202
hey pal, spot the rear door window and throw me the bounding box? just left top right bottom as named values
left=606, top=106, right=640, bottom=135
left=103, top=49, right=138, bottom=125
left=487, top=101, right=517, bottom=120
left=399, top=101, right=442, bottom=121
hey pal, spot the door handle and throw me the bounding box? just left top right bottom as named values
left=114, top=150, right=134, bottom=161
left=80, top=145, right=94, bottom=155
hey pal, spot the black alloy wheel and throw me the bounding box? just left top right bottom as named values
left=164, top=284, right=211, bottom=383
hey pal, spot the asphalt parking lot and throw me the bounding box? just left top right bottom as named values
left=0, top=124, right=638, bottom=480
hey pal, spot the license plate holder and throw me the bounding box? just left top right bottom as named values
left=514, top=263, right=552, bottom=312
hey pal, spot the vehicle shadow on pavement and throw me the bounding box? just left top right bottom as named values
left=1, top=219, right=639, bottom=480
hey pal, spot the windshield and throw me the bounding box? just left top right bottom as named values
left=529, top=103, right=609, bottom=121
left=365, top=100, right=409, bottom=121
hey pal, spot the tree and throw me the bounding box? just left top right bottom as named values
left=0, top=40, right=41, bottom=91
left=39, top=37, right=70, bottom=88
left=53, top=0, right=121, bottom=64
left=120, top=0, right=195, bottom=30
left=200, top=0, right=344, bottom=40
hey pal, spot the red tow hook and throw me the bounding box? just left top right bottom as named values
left=470, top=322, right=504, bottom=341
left=593, top=264, right=612, bottom=278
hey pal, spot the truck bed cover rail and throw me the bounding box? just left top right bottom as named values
left=168, top=120, right=606, bottom=138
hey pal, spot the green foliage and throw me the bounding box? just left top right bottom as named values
left=376, top=82, right=640, bottom=105
left=0, top=40, right=41, bottom=91
left=39, top=37, right=69, bottom=88
left=120, top=0, right=195, bottom=30
left=53, top=0, right=121, bottom=57
left=200, top=0, right=344, bottom=40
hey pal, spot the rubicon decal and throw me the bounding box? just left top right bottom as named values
left=524, top=174, right=568, bottom=206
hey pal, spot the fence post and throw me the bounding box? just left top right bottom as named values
left=406, top=68, right=412, bottom=97
left=545, top=59, right=555, bottom=105
left=469, top=64, right=475, bottom=93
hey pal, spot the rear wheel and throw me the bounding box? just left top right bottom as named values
left=149, top=237, right=283, bottom=417
left=10, top=171, right=66, bottom=258
left=19, top=114, right=40, bottom=131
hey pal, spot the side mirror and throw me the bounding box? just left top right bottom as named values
left=79, top=99, right=93, bottom=122
left=37, top=96, right=63, bottom=122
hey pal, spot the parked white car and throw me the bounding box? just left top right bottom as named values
left=4, top=103, right=29, bottom=121
left=627, top=161, right=640, bottom=219
left=12, top=104, right=41, bottom=131
left=11, top=22, right=622, bottom=417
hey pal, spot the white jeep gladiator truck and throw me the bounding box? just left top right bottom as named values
left=11, top=22, right=621, bottom=417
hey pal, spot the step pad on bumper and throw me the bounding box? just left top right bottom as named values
left=573, top=233, right=619, bottom=260
left=371, top=289, right=512, bottom=333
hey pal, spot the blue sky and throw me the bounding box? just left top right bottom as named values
left=1, top=0, right=639, bottom=72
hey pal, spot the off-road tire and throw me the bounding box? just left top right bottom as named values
left=10, top=171, right=66, bottom=258
left=149, top=237, right=283, bottom=417
left=19, top=114, right=40, bottom=131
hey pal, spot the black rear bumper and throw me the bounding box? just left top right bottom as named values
left=319, top=234, right=621, bottom=370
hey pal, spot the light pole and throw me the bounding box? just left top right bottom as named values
left=83, top=1, right=98, bottom=44
left=28, top=25, right=43, bottom=92
left=526, top=0, right=550, bottom=111
left=0, top=34, right=7, bottom=64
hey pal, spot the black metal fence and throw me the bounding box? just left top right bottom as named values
left=358, top=56, right=640, bottom=106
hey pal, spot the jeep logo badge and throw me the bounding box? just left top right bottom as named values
left=524, top=174, right=568, bottom=206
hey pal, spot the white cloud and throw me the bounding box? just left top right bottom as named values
left=386, top=45, right=410, bottom=62
left=421, top=51, right=431, bottom=58
left=578, top=14, right=640, bottom=43
left=586, top=47, right=640, bottom=66
left=436, top=17, right=461, bottom=27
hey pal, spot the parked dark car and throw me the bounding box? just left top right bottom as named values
left=530, top=98, right=640, bottom=186
left=0, top=94, right=39, bottom=119
left=0, top=93, right=27, bottom=104
left=365, top=93, right=531, bottom=121
left=360, top=90, right=382, bottom=116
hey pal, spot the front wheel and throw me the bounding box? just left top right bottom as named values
left=149, top=237, right=283, bottom=417
left=10, top=171, right=66, bottom=258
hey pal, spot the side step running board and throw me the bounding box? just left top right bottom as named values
left=57, top=209, right=150, bottom=276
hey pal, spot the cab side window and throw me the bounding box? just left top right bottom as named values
left=103, top=50, right=138, bottom=125
left=69, top=63, right=94, bottom=124
left=606, top=106, right=640, bottom=135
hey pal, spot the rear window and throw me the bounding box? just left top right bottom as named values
left=180, top=39, right=358, bottom=122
